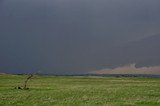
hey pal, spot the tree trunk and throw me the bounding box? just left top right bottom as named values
left=23, top=74, right=33, bottom=89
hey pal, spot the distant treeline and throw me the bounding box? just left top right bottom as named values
left=22, top=73, right=160, bottom=78
left=4, top=72, right=160, bottom=78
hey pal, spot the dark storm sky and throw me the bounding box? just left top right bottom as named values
left=0, top=0, right=160, bottom=74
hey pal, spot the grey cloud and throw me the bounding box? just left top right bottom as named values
left=0, top=0, right=160, bottom=74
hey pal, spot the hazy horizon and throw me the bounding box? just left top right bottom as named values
left=0, top=0, right=160, bottom=74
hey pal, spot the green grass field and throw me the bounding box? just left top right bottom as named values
left=0, top=74, right=160, bottom=106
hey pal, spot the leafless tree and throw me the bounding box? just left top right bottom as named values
left=16, top=74, right=33, bottom=90
left=23, top=74, right=33, bottom=90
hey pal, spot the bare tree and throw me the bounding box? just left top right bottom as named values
left=15, top=74, right=34, bottom=90
left=23, top=74, right=33, bottom=90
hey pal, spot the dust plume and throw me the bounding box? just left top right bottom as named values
left=90, top=64, right=160, bottom=75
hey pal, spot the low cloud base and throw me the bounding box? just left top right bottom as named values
left=89, top=64, right=160, bottom=75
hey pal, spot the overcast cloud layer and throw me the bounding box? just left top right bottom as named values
left=0, top=0, right=160, bottom=74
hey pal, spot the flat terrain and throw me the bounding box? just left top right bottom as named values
left=0, top=74, right=160, bottom=106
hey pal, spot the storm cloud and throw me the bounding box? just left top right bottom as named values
left=0, top=0, right=160, bottom=74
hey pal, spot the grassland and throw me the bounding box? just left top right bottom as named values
left=0, top=74, right=160, bottom=106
